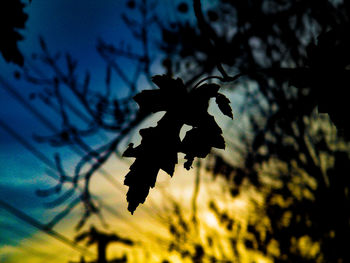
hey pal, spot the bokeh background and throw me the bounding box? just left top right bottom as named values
left=1, top=0, right=350, bottom=262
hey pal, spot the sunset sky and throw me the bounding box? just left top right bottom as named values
left=0, top=0, right=162, bottom=261
left=0, top=1, right=263, bottom=262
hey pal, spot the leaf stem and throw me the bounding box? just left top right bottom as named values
left=193, top=72, right=246, bottom=89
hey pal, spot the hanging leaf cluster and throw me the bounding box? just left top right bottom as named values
left=123, top=75, right=233, bottom=213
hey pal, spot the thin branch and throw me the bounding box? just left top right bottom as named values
left=191, top=161, right=201, bottom=225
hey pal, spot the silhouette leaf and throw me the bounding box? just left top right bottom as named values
left=215, top=93, right=233, bottom=119
left=123, top=75, right=232, bottom=213
left=134, top=75, right=187, bottom=114
left=123, top=116, right=182, bottom=214
left=181, top=115, right=225, bottom=170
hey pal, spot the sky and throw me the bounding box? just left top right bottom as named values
left=0, top=0, right=164, bottom=261
left=0, top=1, right=200, bottom=262
left=0, top=1, right=261, bottom=262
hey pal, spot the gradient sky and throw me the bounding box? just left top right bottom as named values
left=0, top=0, right=152, bottom=261
left=0, top=1, right=204, bottom=262
left=0, top=1, right=256, bottom=262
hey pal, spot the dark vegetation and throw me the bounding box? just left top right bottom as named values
left=1, top=0, right=350, bottom=262
left=73, top=226, right=133, bottom=263
left=0, top=0, right=28, bottom=65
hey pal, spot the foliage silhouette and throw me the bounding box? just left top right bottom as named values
left=0, top=0, right=28, bottom=66
left=304, top=24, right=350, bottom=140
left=120, top=0, right=350, bottom=216
left=161, top=0, right=350, bottom=140
left=123, top=74, right=232, bottom=213
left=205, top=91, right=350, bottom=262
left=155, top=0, right=350, bottom=262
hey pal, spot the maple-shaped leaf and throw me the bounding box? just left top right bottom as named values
left=181, top=115, right=225, bottom=169
left=133, top=90, right=168, bottom=113
left=216, top=93, right=233, bottom=119
left=183, top=83, right=220, bottom=127
left=123, top=114, right=182, bottom=214
left=123, top=75, right=233, bottom=213
left=134, top=75, right=187, bottom=114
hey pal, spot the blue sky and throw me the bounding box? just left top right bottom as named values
left=0, top=0, right=133, bottom=134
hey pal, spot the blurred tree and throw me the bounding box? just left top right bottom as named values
left=205, top=81, right=350, bottom=262
left=74, top=226, right=133, bottom=263
left=152, top=0, right=350, bottom=262
left=0, top=0, right=29, bottom=65
left=157, top=1, right=350, bottom=262
left=160, top=0, right=350, bottom=138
